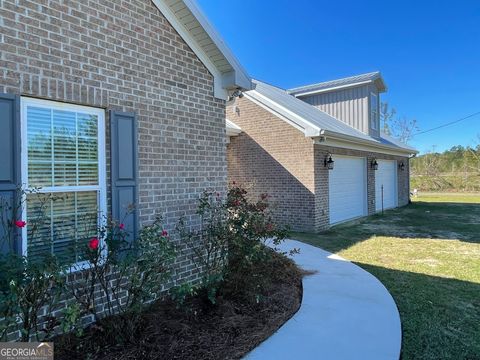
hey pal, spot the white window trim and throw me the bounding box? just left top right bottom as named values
left=20, top=97, right=107, bottom=269
left=370, top=92, right=378, bottom=131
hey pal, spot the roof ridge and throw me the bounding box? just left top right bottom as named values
left=288, top=71, right=384, bottom=94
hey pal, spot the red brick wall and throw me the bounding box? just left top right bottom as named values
left=0, top=0, right=226, bottom=233
left=227, top=98, right=411, bottom=233
left=0, top=0, right=227, bottom=339
left=227, top=97, right=316, bottom=232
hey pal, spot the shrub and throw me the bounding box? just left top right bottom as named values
left=224, top=186, right=291, bottom=300
left=1, top=185, right=177, bottom=342
left=176, top=190, right=229, bottom=304
left=0, top=189, right=65, bottom=342
left=176, top=185, right=292, bottom=306
left=0, top=254, right=64, bottom=341
left=64, top=216, right=175, bottom=341
left=170, top=283, right=198, bottom=309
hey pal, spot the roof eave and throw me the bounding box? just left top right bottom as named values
left=182, top=0, right=253, bottom=92
left=152, top=0, right=253, bottom=100
left=320, top=130, right=418, bottom=155
left=244, top=91, right=322, bottom=138
left=290, top=72, right=388, bottom=97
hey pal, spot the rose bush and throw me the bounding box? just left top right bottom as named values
left=175, top=184, right=292, bottom=306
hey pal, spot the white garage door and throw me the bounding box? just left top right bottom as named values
left=329, top=156, right=367, bottom=224
left=375, top=160, right=397, bottom=212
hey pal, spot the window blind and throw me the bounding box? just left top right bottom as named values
left=25, top=103, right=103, bottom=264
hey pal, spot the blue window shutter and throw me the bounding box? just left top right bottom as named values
left=0, top=94, right=21, bottom=255
left=110, top=110, right=138, bottom=243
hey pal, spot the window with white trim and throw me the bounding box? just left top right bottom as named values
left=370, top=92, right=379, bottom=131
left=21, top=98, right=106, bottom=265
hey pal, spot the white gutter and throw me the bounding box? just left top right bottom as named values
left=317, top=131, right=418, bottom=156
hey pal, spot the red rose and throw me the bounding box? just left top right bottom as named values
left=266, top=223, right=274, bottom=232
left=119, top=223, right=125, bottom=230
left=161, top=230, right=168, bottom=237
left=233, top=200, right=240, bottom=206
left=232, top=181, right=236, bottom=185
left=88, top=238, right=99, bottom=250
left=14, top=220, right=27, bottom=228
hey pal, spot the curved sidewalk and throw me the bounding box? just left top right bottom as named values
left=246, top=240, right=401, bottom=360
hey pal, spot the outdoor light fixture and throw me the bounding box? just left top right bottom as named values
left=325, top=153, right=334, bottom=170
left=371, top=159, right=379, bottom=171
left=399, top=161, right=406, bottom=172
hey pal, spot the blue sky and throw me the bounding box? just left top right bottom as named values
left=198, top=0, right=480, bottom=154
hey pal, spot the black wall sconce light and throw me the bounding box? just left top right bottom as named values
left=371, top=158, right=379, bottom=171
left=399, top=161, right=406, bottom=172
left=325, top=153, right=334, bottom=170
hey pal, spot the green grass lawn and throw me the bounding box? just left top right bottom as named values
left=293, top=193, right=480, bottom=360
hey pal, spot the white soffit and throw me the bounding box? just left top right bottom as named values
left=152, top=0, right=252, bottom=100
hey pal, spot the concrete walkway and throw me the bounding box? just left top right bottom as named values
left=245, top=240, right=402, bottom=360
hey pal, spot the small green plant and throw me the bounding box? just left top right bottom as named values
left=60, top=303, right=83, bottom=337
left=170, top=283, right=198, bottom=308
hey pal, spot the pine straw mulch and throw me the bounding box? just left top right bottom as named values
left=55, top=251, right=304, bottom=360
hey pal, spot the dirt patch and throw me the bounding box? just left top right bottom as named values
left=54, top=252, right=303, bottom=360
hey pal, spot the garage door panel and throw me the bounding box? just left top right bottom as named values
left=329, top=156, right=367, bottom=224
left=375, top=160, right=397, bottom=211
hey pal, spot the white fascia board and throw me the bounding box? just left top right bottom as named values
left=226, top=129, right=241, bottom=136
left=152, top=0, right=252, bottom=100
left=292, top=80, right=373, bottom=98
left=226, top=119, right=242, bottom=136
left=317, top=132, right=416, bottom=157
left=244, top=91, right=321, bottom=137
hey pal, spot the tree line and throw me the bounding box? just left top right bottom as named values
left=411, top=145, right=480, bottom=176
left=411, top=145, right=480, bottom=191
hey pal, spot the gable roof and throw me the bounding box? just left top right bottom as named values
left=245, top=80, right=417, bottom=155
left=152, top=0, right=252, bottom=99
left=288, top=71, right=387, bottom=97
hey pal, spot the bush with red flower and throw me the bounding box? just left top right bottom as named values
left=64, top=215, right=176, bottom=341
left=176, top=184, right=291, bottom=306
left=0, top=188, right=65, bottom=342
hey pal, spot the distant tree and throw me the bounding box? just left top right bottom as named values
left=423, top=149, right=441, bottom=177
left=380, top=102, right=396, bottom=136
left=380, top=102, right=418, bottom=144
left=391, top=116, right=419, bottom=144
left=464, top=135, right=480, bottom=174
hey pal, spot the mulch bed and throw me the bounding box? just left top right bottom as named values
left=55, top=252, right=303, bottom=360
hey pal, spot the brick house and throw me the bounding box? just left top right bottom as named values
left=227, top=73, right=417, bottom=232
left=0, top=0, right=251, bottom=332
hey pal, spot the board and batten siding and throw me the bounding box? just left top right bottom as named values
left=297, top=84, right=378, bottom=137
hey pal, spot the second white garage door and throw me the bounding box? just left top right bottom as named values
left=329, top=155, right=367, bottom=224
left=375, top=160, right=398, bottom=212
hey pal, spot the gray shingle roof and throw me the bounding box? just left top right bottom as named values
left=288, top=71, right=387, bottom=96
left=245, top=79, right=416, bottom=154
